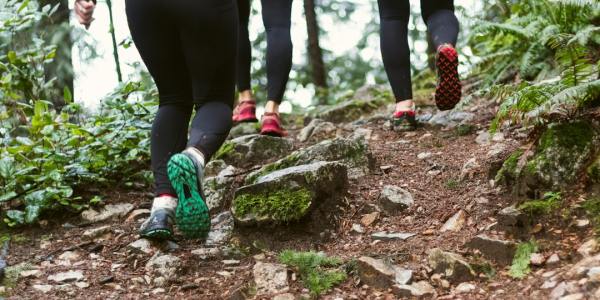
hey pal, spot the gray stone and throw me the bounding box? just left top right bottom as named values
left=428, top=111, right=475, bottom=128
left=496, top=206, right=530, bottom=234
left=81, top=203, right=135, bottom=223
left=371, top=232, right=416, bottom=241
left=228, top=123, right=259, bottom=139
left=530, top=253, right=546, bottom=266
left=427, top=248, right=476, bottom=283
left=20, top=269, right=41, bottom=278
left=145, top=254, right=181, bottom=281
left=550, top=282, right=568, bottom=299
left=440, top=210, right=467, bottom=232
left=204, top=159, right=229, bottom=177
left=417, top=152, right=432, bottom=160
left=466, top=235, right=517, bottom=265
left=357, top=256, right=412, bottom=290
left=247, top=138, right=374, bottom=183
left=32, top=284, right=53, bottom=293
left=215, top=134, right=293, bottom=168
left=351, top=224, right=365, bottom=234
left=253, top=262, right=289, bottom=296
left=57, top=251, right=81, bottom=263
left=273, top=293, right=296, bottom=300
left=48, top=270, right=84, bottom=283
left=455, top=282, right=477, bottom=294
left=75, top=282, right=89, bottom=289
left=298, top=119, right=336, bottom=142
left=392, top=281, right=436, bottom=298
left=476, top=131, right=491, bottom=145
left=191, top=248, right=222, bottom=260
left=127, top=239, right=156, bottom=255
left=349, top=128, right=373, bottom=141
left=460, top=158, right=480, bottom=181
left=578, top=239, right=599, bottom=257
left=232, top=162, right=348, bottom=226
left=379, top=185, right=413, bottom=214
left=204, top=166, right=237, bottom=212
left=547, top=253, right=561, bottom=265
left=206, top=212, right=234, bottom=246
left=82, top=225, right=111, bottom=241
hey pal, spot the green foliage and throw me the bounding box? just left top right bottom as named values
left=279, top=250, right=347, bottom=297
left=233, top=188, right=312, bottom=222
left=582, top=197, right=600, bottom=236
left=509, top=239, right=538, bottom=279
left=469, top=0, right=599, bottom=131
left=519, top=192, right=562, bottom=215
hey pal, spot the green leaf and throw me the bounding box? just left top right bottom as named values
left=63, top=86, right=73, bottom=103
left=0, top=191, right=18, bottom=203
left=7, top=51, right=18, bottom=64
left=17, top=0, right=31, bottom=12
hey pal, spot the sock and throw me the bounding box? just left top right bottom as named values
left=183, top=147, right=205, bottom=167
left=152, top=195, right=178, bottom=213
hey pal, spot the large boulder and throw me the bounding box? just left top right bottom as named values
left=495, top=121, right=600, bottom=198
left=213, top=134, right=294, bottom=168
left=203, top=165, right=236, bottom=212
left=246, top=137, right=374, bottom=183
left=315, top=85, right=393, bottom=124
left=232, top=162, right=348, bottom=227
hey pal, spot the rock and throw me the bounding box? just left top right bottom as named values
left=191, top=248, right=222, bottom=260
left=145, top=254, right=181, bottom=281
left=417, top=152, right=432, bottom=160
left=204, top=159, right=229, bottom=177
left=204, top=167, right=237, bottom=212
left=460, top=158, right=480, bottom=181
left=20, top=269, right=41, bottom=278
left=379, top=185, right=413, bottom=214
left=361, top=212, right=380, bottom=227
left=127, top=239, right=156, bottom=255
left=0, top=258, right=6, bottom=280
left=253, top=262, right=289, bottom=296
left=577, top=239, right=599, bottom=257
left=206, top=211, right=235, bottom=246
left=232, top=162, right=348, bottom=226
left=574, top=219, right=590, bottom=228
left=152, top=288, right=166, bottom=295
left=32, top=284, right=53, bottom=293
left=82, top=225, right=111, bottom=241
left=298, top=119, right=336, bottom=142
left=507, top=121, right=600, bottom=196
left=547, top=253, right=561, bottom=266
left=496, top=206, right=530, bottom=234
left=273, top=293, right=296, bottom=300
left=214, top=134, right=293, bottom=168
left=428, top=111, right=475, bottom=128
left=371, top=232, right=415, bottom=241
left=455, top=282, right=476, bottom=294
left=550, top=282, right=568, bottom=299
left=466, top=235, right=517, bottom=265
left=440, top=210, right=467, bottom=232
left=58, top=251, right=81, bottom=263
left=222, top=260, right=240, bottom=266
left=75, top=282, right=90, bottom=289
left=392, top=281, right=436, bottom=298
left=351, top=224, right=365, bottom=234
left=560, top=293, right=584, bottom=300
left=48, top=270, right=84, bottom=283
left=542, top=280, right=558, bottom=289
left=81, top=203, right=135, bottom=223
left=153, top=276, right=167, bottom=287
left=349, top=128, right=373, bottom=141
left=476, top=131, right=491, bottom=145
left=125, top=209, right=151, bottom=223
left=316, top=85, right=392, bottom=124
left=427, top=249, right=476, bottom=283
left=228, top=123, right=259, bottom=139
left=357, top=256, right=412, bottom=290
left=246, top=138, right=374, bottom=182
left=530, top=253, right=546, bottom=266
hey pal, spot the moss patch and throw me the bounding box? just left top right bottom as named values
left=588, top=155, right=600, bottom=184
left=213, top=141, right=235, bottom=160
left=538, top=121, right=594, bottom=153
left=495, top=150, right=524, bottom=185
left=509, top=240, right=538, bottom=279
left=583, top=197, right=600, bottom=236
left=233, top=187, right=312, bottom=222
left=278, top=250, right=347, bottom=297
left=519, top=192, right=562, bottom=216
left=2, top=262, right=33, bottom=288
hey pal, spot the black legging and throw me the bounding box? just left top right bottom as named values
left=237, top=0, right=293, bottom=103
left=378, top=0, right=459, bottom=102
left=126, top=0, right=237, bottom=196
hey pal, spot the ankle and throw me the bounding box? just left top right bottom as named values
left=396, top=100, right=415, bottom=110
left=152, top=195, right=177, bottom=213
left=265, top=101, right=280, bottom=114
left=239, top=90, right=254, bottom=102
left=183, top=147, right=206, bottom=167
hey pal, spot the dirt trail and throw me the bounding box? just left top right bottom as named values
left=1, top=98, right=597, bottom=299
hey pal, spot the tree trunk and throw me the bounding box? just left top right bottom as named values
left=304, top=0, right=327, bottom=104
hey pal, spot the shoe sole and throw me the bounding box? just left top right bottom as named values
left=260, top=129, right=286, bottom=137
left=140, top=228, right=173, bottom=240
left=435, top=47, right=462, bottom=111
left=167, top=154, right=210, bottom=239
left=233, top=116, right=259, bottom=123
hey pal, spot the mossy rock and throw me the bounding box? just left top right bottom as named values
left=228, top=123, right=260, bottom=139
left=214, top=134, right=294, bottom=168
left=517, top=121, right=600, bottom=197
left=203, top=166, right=236, bottom=212
left=232, top=161, right=348, bottom=227
left=315, top=85, right=393, bottom=124
left=588, top=154, right=600, bottom=185
left=494, top=150, right=525, bottom=186
left=245, top=137, right=375, bottom=184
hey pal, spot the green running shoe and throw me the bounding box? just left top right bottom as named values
left=167, top=152, right=210, bottom=239
left=139, top=208, right=174, bottom=240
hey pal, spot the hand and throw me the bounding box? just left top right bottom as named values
left=74, top=0, right=96, bottom=29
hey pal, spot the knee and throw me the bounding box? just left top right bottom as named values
left=378, top=0, right=410, bottom=23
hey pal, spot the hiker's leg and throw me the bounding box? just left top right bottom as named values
left=420, top=0, right=458, bottom=49
left=259, top=0, right=293, bottom=136
left=421, top=0, right=461, bottom=111
left=237, top=0, right=252, bottom=99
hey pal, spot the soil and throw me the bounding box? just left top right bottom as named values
left=1, top=100, right=596, bottom=299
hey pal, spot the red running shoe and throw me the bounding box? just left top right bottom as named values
left=260, top=112, right=288, bottom=137
left=232, top=100, right=258, bottom=123
left=393, top=104, right=417, bottom=131
left=435, top=45, right=462, bottom=111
